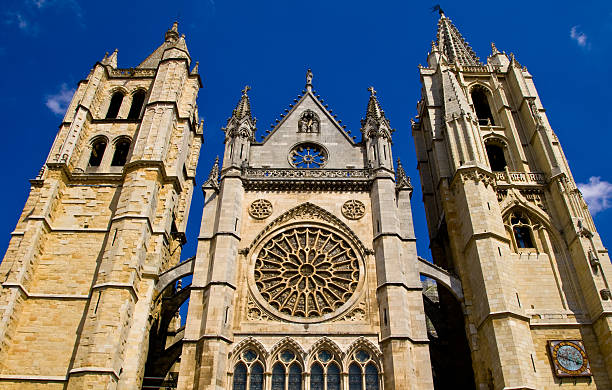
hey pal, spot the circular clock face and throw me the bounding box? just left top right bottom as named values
left=556, top=345, right=584, bottom=371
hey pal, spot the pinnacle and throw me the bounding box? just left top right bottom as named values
left=165, top=21, right=180, bottom=42
left=365, top=86, right=385, bottom=121
left=232, top=86, right=253, bottom=121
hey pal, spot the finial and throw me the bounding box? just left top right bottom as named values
left=172, top=21, right=179, bottom=32
left=368, top=86, right=377, bottom=97
left=191, top=61, right=199, bottom=74
left=242, top=85, right=251, bottom=96
left=305, top=69, right=314, bottom=92
left=432, top=4, right=445, bottom=18
left=491, top=42, right=499, bottom=54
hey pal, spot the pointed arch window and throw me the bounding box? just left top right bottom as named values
left=232, top=349, right=264, bottom=390
left=271, top=363, right=285, bottom=390
left=106, top=91, right=124, bottom=119
left=111, top=138, right=131, bottom=166
left=127, top=90, right=146, bottom=119
left=471, top=87, right=495, bottom=126
left=88, top=137, right=107, bottom=167
left=347, top=349, right=380, bottom=390
left=505, top=211, right=540, bottom=251
left=310, top=349, right=341, bottom=390
left=485, top=143, right=507, bottom=171
left=250, top=363, right=264, bottom=390
left=349, top=363, right=362, bottom=390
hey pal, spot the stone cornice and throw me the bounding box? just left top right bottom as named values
left=241, top=167, right=373, bottom=191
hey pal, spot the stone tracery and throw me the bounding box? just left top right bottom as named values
left=254, top=226, right=360, bottom=318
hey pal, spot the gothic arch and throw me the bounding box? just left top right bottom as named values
left=344, top=337, right=383, bottom=372
left=267, top=337, right=306, bottom=369
left=230, top=337, right=269, bottom=370
left=306, top=337, right=344, bottom=367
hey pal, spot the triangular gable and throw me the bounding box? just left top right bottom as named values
left=249, top=90, right=365, bottom=169
left=259, top=91, right=355, bottom=145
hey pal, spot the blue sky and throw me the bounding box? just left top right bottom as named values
left=1, top=0, right=611, bottom=263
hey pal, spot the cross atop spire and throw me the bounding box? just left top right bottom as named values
left=232, top=86, right=253, bottom=121
left=434, top=13, right=481, bottom=66
left=366, top=86, right=385, bottom=120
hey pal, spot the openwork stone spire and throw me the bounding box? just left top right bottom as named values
left=361, top=87, right=393, bottom=141
left=435, top=13, right=481, bottom=66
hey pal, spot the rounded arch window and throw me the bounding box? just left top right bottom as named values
left=471, top=86, right=495, bottom=126
left=251, top=224, right=363, bottom=322
left=106, top=91, right=124, bottom=119
left=88, top=137, right=108, bottom=167
left=288, top=143, right=327, bottom=168
left=127, top=90, right=146, bottom=119
left=111, top=138, right=131, bottom=166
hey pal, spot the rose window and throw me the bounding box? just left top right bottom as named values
left=289, top=143, right=327, bottom=168
left=254, top=226, right=360, bottom=318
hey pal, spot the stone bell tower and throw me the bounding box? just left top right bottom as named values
left=413, top=10, right=612, bottom=389
left=178, top=71, right=434, bottom=390
left=0, top=22, right=202, bottom=389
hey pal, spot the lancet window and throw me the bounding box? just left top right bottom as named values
left=507, top=211, right=536, bottom=250
left=232, top=349, right=265, bottom=390
left=471, top=86, right=495, bottom=126
left=310, top=349, right=341, bottom=390
left=485, top=143, right=507, bottom=172
left=270, top=349, right=303, bottom=390
left=347, top=350, right=380, bottom=390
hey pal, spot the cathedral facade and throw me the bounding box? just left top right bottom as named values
left=0, top=12, right=611, bottom=390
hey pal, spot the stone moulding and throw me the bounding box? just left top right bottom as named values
left=241, top=168, right=373, bottom=191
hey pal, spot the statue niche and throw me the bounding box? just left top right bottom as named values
left=298, top=110, right=320, bottom=133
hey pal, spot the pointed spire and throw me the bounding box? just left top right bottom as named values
left=396, top=159, right=412, bottom=191
left=107, top=49, right=118, bottom=68
left=435, top=13, right=481, bottom=66
left=191, top=61, right=199, bottom=75
left=366, top=86, right=385, bottom=120
left=202, top=157, right=220, bottom=192
left=232, top=85, right=252, bottom=120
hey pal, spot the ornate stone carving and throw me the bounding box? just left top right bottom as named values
left=298, top=110, right=320, bottom=133
left=289, top=143, right=327, bottom=168
left=244, top=202, right=373, bottom=257
left=333, top=301, right=366, bottom=322
left=342, top=200, right=366, bottom=220
left=254, top=226, right=360, bottom=318
left=246, top=296, right=274, bottom=322
left=249, top=199, right=273, bottom=220
left=241, top=167, right=373, bottom=191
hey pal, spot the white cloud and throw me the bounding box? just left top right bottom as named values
left=570, top=26, right=588, bottom=48
left=45, top=83, right=74, bottom=116
left=578, top=176, right=612, bottom=215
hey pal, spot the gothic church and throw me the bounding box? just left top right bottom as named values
left=0, top=11, right=611, bottom=390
